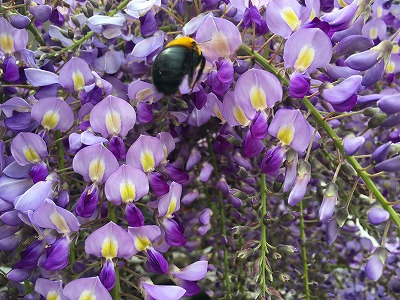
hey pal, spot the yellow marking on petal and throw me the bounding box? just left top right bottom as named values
left=137, top=88, right=153, bottom=102
left=162, top=145, right=168, bottom=163
left=78, top=290, right=96, bottom=300
left=50, top=210, right=70, bottom=234
left=214, top=105, right=225, bottom=123
left=294, top=44, right=315, bottom=72
left=89, top=157, right=106, bottom=183
left=46, top=291, right=61, bottom=300
left=24, top=146, right=41, bottom=164
left=369, top=27, right=378, bottom=40
left=42, top=110, right=60, bottom=130
left=277, top=124, right=295, bottom=146
left=0, top=33, right=15, bottom=54
left=386, top=60, right=395, bottom=73
left=120, top=180, right=136, bottom=203
left=338, top=0, right=348, bottom=7
left=392, top=44, right=399, bottom=54
left=249, top=85, right=267, bottom=110
left=105, top=110, right=122, bottom=136
left=211, top=31, right=230, bottom=58
left=377, top=6, right=383, bottom=18
left=72, top=71, right=85, bottom=92
left=166, top=196, right=177, bottom=217
left=281, top=8, right=301, bottom=31
left=135, top=235, right=151, bottom=251
left=140, top=149, right=155, bottom=172
left=308, top=8, right=316, bottom=21
left=233, top=105, right=251, bottom=127
left=101, top=237, right=118, bottom=259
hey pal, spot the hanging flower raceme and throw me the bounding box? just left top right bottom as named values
left=85, top=222, right=135, bottom=290
left=128, top=225, right=169, bottom=274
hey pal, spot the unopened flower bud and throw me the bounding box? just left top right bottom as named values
left=336, top=207, right=349, bottom=227
left=277, top=245, right=297, bottom=254
left=368, top=113, right=386, bottom=128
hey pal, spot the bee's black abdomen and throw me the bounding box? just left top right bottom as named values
left=152, top=46, right=201, bottom=95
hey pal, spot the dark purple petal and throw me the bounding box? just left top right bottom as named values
left=146, top=247, right=168, bottom=274
left=289, top=72, right=310, bottom=98
left=100, top=260, right=116, bottom=291
left=76, top=185, right=99, bottom=218
left=162, top=217, right=186, bottom=247
left=44, top=237, right=70, bottom=271
left=243, top=131, right=264, bottom=158
left=126, top=203, right=145, bottom=227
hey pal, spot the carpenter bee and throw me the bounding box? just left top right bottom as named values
left=152, top=36, right=206, bottom=95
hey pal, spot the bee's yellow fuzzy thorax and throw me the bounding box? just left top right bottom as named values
left=166, top=37, right=202, bottom=55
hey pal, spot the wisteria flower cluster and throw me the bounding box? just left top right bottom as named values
left=1, top=0, right=400, bottom=299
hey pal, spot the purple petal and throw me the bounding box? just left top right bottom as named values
left=158, top=182, right=182, bottom=218
left=63, top=277, right=112, bottom=300
left=90, top=95, right=136, bottom=138
left=15, top=180, right=52, bottom=211
left=72, top=143, right=119, bottom=183
left=375, top=155, right=400, bottom=172
left=126, top=135, right=164, bottom=173
left=31, top=97, right=74, bottom=131
left=172, top=261, right=208, bottom=281
left=25, top=68, right=59, bottom=87
left=343, top=136, right=365, bottom=156
left=368, top=207, right=390, bottom=225
left=32, top=199, right=80, bottom=234
left=142, top=281, right=186, bottom=300
left=100, top=260, right=116, bottom=291
left=146, top=247, right=169, bottom=274
left=44, top=237, right=70, bottom=271
left=11, top=132, right=48, bottom=166
left=85, top=221, right=134, bottom=259
left=105, top=165, right=149, bottom=205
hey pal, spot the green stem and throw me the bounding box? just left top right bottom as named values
left=299, top=200, right=310, bottom=300
left=27, top=22, right=46, bottom=46
left=24, top=280, right=31, bottom=294
left=112, top=262, right=121, bottom=300
left=239, top=44, right=400, bottom=230
left=108, top=202, right=116, bottom=222
left=206, top=135, right=232, bottom=298
left=259, top=173, right=272, bottom=297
